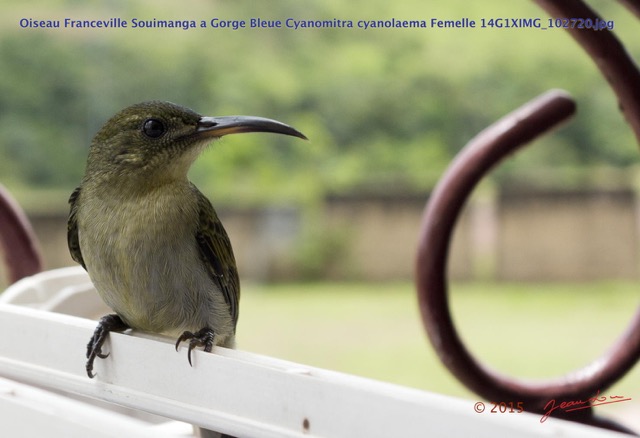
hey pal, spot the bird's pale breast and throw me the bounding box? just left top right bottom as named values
left=78, top=183, right=233, bottom=338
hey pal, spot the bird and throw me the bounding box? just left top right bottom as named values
left=68, top=101, right=306, bottom=378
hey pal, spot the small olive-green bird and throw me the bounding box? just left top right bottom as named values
left=68, top=101, right=306, bottom=378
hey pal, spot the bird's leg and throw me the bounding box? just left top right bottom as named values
left=175, top=327, right=215, bottom=366
left=86, top=314, right=129, bottom=378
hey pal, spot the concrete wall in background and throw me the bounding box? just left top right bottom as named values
left=497, top=189, right=639, bottom=281
left=323, top=194, right=473, bottom=281
left=18, top=188, right=640, bottom=283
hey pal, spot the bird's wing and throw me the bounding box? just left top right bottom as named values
left=194, top=187, right=240, bottom=327
left=67, top=187, right=86, bottom=269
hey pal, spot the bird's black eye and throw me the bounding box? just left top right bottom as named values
left=142, top=118, right=166, bottom=138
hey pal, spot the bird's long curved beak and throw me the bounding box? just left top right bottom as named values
left=196, top=116, right=307, bottom=140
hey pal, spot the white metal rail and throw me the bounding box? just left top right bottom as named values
left=0, top=268, right=627, bottom=437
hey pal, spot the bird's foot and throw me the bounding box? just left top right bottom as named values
left=86, top=314, right=129, bottom=378
left=175, top=327, right=215, bottom=366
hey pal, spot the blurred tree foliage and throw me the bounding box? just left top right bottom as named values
left=1, top=0, right=639, bottom=205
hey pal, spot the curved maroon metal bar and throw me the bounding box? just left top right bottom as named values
left=417, top=0, right=640, bottom=432
left=534, top=0, right=640, bottom=143
left=415, top=91, right=640, bottom=433
left=0, top=185, right=43, bottom=284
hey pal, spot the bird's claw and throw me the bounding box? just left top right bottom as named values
left=175, top=327, right=215, bottom=366
left=86, top=314, right=129, bottom=378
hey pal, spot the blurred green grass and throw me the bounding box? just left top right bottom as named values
left=237, top=281, right=640, bottom=400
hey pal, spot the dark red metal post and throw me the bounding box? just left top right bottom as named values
left=0, top=185, right=42, bottom=284
left=416, top=0, right=640, bottom=433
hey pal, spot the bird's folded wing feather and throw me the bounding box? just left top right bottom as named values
left=194, top=187, right=240, bottom=327
left=67, top=187, right=86, bottom=269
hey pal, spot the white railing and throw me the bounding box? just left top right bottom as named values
left=0, top=268, right=626, bottom=437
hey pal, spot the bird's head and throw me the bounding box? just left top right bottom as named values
left=85, top=101, right=307, bottom=185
